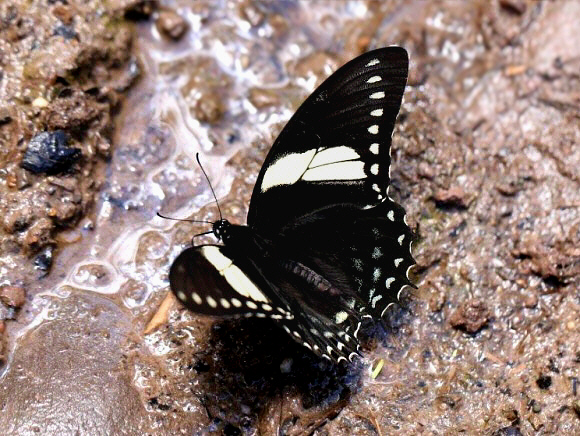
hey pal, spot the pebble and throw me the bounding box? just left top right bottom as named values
left=156, top=10, right=188, bottom=40
left=0, top=285, right=27, bottom=308
left=21, top=131, right=81, bottom=174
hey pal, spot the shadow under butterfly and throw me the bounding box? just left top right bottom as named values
left=169, top=46, right=416, bottom=365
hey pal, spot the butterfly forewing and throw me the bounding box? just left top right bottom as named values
left=170, top=245, right=293, bottom=319
left=248, top=47, right=409, bottom=233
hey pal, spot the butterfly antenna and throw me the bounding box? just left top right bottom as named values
left=196, top=153, right=223, bottom=220
left=156, top=212, right=212, bottom=225
left=191, top=229, right=215, bottom=247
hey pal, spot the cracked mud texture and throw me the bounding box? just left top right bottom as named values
left=1, top=1, right=580, bottom=435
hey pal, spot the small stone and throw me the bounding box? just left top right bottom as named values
left=21, top=131, right=81, bottom=174
left=523, top=293, right=538, bottom=308
left=156, top=10, right=188, bottom=40
left=0, top=286, right=27, bottom=308
left=123, top=0, right=157, bottom=20
left=418, top=162, right=434, bottom=179
left=52, top=5, right=74, bottom=24
left=249, top=88, right=280, bottom=109
left=0, top=108, right=11, bottom=125
left=499, top=0, right=527, bottom=15
left=54, top=25, right=77, bottom=40
left=34, top=246, right=54, bottom=272
left=532, top=402, right=542, bottom=413
left=194, top=93, right=224, bottom=124
left=449, top=299, right=490, bottom=333
left=492, top=426, right=523, bottom=436
left=573, top=400, right=580, bottom=418
left=32, top=97, right=49, bottom=108
left=24, top=218, right=53, bottom=251
left=0, top=320, right=5, bottom=334
left=536, top=375, right=551, bottom=390
left=433, top=187, right=469, bottom=209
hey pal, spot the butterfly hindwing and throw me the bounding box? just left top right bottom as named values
left=171, top=241, right=362, bottom=361
left=275, top=199, right=415, bottom=321
left=248, top=47, right=409, bottom=234
left=170, top=245, right=293, bottom=319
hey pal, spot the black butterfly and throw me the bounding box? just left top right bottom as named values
left=169, top=47, right=415, bottom=364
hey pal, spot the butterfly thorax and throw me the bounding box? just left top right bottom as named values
left=213, top=220, right=272, bottom=256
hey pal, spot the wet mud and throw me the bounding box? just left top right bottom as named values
left=1, top=1, right=580, bottom=435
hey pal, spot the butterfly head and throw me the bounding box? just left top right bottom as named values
left=212, top=219, right=232, bottom=242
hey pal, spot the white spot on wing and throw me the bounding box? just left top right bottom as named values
left=246, top=301, right=258, bottom=309
left=334, top=311, right=348, bottom=324
left=206, top=296, right=217, bottom=308
left=370, top=109, right=383, bottom=117
left=310, top=146, right=359, bottom=167
left=231, top=298, right=242, bottom=307
left=387, top=210, right=395, bottom=221
left=260, top=149, right=316, bottom=192
left=394, top=258, right=403, bottom=267
left=177, top=291, right=187, bottom=301
left=370, top=164, right=379, bottom=175
left=220, top=298, right=230, bottom=309
left=373, top=267, right=381, bottom=282
left=367, top=75, right=382, bottom=83
left=369, top=143, right=379, bottom=154
left=368, top=125, right=379, bottom=134
left=372, top=247, right=382, bottom=259
left=371, top=294, right=383, bottom=308
left=192, top=293, right=202, bottom=304
left=366, top=58, right=379, bottom=67
left=303, top=161, right=366, bottom=181
left=398, top=234, right=405, bottom=245
left=370, top=91, right=385, bottom=99
left=385, top=277, right=395, bottom=289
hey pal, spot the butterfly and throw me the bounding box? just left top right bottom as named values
left=169, top=47, right=415, bottom=364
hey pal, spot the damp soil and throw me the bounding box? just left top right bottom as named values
left=1, top=1, right=580, bottom=435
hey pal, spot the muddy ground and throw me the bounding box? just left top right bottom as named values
left=1, top=0, right=579, bottom=435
